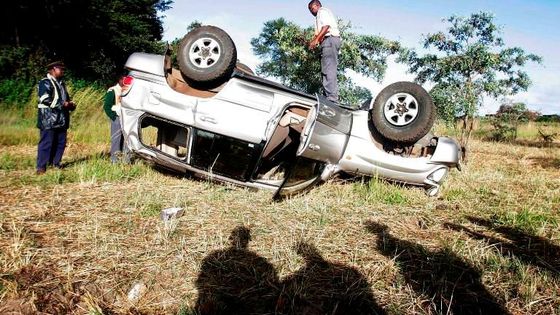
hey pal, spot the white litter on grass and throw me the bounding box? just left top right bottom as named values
left=127, top=281, right=147, bottom=303
left=160, top=207, right=184, bottom=221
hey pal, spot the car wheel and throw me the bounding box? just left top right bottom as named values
left=370, top=82, right=436, bottom=143
left=178, top=26, right=237, bottom=85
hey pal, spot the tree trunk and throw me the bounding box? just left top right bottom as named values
left=459, top=77, right=477, bottom=163
left=459, top=115, right=474, bottom=162
left=15, top=26, right=20, bottom=47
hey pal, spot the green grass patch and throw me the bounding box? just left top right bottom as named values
left=444, top=187, right=468, bottom=201
left=139, top=201, right=163, bottom=218
left=0, top=80, right=108, bottom=146
left=72, top=156, right=147, bottom=183
left=0, top=152, right=36, bottom=171
left=353, top=178, right=410, bottom=205
left=493, top=209, right=558, bottom=234
left=14, top=156, right=149, bottom=187
left=0, top=111, right=37, bottom=146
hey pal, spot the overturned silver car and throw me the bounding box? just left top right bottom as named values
left=120, top=26, right=461, bottom=198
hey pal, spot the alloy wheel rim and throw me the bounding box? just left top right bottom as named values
left=189, top=38, right=221, bottom=69
left=383, top=93, right=419, bottom=126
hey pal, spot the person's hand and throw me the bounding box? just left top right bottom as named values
left=308, top=38, right=319, bottom=50
left=64, top=101, right=76, bottom=111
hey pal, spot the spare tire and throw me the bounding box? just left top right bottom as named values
left=177, top=26, right=237, bottom=85
left=371, top=82, right=435, bottom=143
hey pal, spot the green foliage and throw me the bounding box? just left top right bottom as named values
left=0, top=79, right=35, bottom=107
left=491, top=101, right=529, bottom=141
left=251, top=18, right=402, bottom=105
left=537, top=115, right=560, bottom=123
left=0, top=46, right=49, bottom=82
left=401, top=12, right=542, bottom=146
left=167, top=21, right=203, bottom=69
left=429, top=83, right=468, bottom=125
left=1, top=0, right=172, bottom=83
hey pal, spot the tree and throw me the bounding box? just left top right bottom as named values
left=0, top=0, right=172, bottom=82
left=251, top=18, right=401, bottom=105
left=429, top=83, right=468, bottom=127
left=491, top=101, right=530, bottom=142
left=400, top=12, right=542, bottom=151
left=167, top=21, right=203, bottom=69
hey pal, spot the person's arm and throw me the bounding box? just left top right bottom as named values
left=309, top=25, right=330, bottom=49
left=103, top=90, right=117, bottom=121
left=61, top=81, right=76, bottom=111
left=38, top=79, right=56, bottom=107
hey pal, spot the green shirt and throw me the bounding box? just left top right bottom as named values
left=103, top=89, right=117, bottom=121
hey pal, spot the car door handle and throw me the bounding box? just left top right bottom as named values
left=200, top=116, right=217, bottom=124
left=309, top=143, right=320, bottom=151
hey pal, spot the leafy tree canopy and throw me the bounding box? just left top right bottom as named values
left=402, top=12, right=541, bottom=118
left=0, top=0, right=172, bottom=83
left=251, top=18, right=402, bottom=105
left=400, top=12, right=542, bottom=148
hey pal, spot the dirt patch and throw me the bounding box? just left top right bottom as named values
left=1, top=264, right=78, bottom=314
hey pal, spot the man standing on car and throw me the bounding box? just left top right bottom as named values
left=308, top=0, right=342, bottom=103
left=103, top=73, right=130, bottom=163
left=36, top=61, right=76, bottom=174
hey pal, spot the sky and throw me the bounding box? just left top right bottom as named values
left=161, top=0, right=560, bottom=114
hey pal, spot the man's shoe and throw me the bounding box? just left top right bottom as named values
left=36, top=169, right=46, bottom=175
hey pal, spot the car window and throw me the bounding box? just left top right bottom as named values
left=190, top=129, right=263, bottom=181
left=273, top=157, right=325, bottom=199
left=282, top=157, right=324, bottom=188
left=140, top=115, right=189, bottom=160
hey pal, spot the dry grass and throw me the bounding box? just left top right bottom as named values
left=0, top=123, right=559, bottom=314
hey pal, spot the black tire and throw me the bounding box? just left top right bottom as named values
left=371, top=82, right=436, bottom=143
left=177, top=26, right=237, bottom=84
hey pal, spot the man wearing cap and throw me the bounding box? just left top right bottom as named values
left=36, top=61, right=76, bottom=174
left=308, top=0, right=342, bottom=103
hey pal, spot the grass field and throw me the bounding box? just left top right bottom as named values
left=0, top=97, right=559, bottom=314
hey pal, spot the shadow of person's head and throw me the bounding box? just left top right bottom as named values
left=229, top=226, right=251, bottom=250
left=295, top=241, right=325, bottom=264
left=365, top=221, right=389, bottom=236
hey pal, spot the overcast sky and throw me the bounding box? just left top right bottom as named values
left=161, top=0, right=560, bottom=114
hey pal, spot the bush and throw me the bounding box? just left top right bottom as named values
left=0, top=79, right=34, bottom=108
left=490, top=102, right=529, bottom=142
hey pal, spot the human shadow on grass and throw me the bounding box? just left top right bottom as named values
left=527, top=157, right=560, bottom=169
left=280, top=241, right=386, bottom=315
left=195, top=227, right=385, bottom=315
left=365, top=221, right=510, bottom=315
left=445, top=216, right=560, bottom=276
left=195, top=226, right=281, bottom=315
left=513, top=139, right=560, bottom=149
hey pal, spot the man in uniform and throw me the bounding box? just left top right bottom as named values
left=308, top=0, right=342, bottom=103
left=36, top=61, right=76, bottom=174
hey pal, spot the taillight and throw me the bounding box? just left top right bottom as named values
left=121, top=75, right=134, bottom=96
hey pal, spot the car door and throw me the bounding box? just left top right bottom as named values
left=274, top=96, right=352, bottom=199
left=194, top=79, right=275, bottom=144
